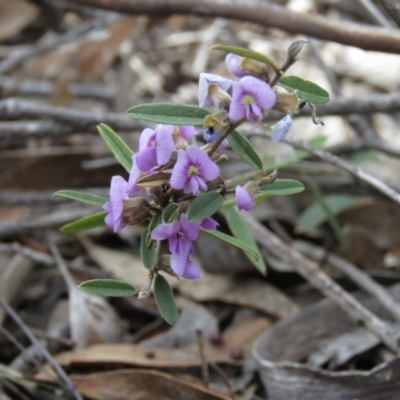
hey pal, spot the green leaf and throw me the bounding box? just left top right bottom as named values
left=259, top=179, right=305, bottom=196
left=79, top=279, right=137, bottom=297
left=296, top=194, right=360, bottom=233
left=54, top=190, right=108, bottom=206
left=201, top=228, right=259, bottom=261
left=211, top=44, right=280, bottom=72
left=140, top=228, right=159, bottom=269
left=163, top=203, right=180, bottom=223
left=154, top=274, right=179, bottom=325
left=187, top=191, right=224, bottom=221
left=228, top=130, right=263, bottom=170
left=97, top=123, right=134, bottom=173
left=128, top=103, right=210, bottom=126
left=278, top=76, right=330, bottom=104
left=60, top=212, right=106, bottom=233
left=224, top=206, right=266, bottom=275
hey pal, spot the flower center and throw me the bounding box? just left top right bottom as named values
left=243, top=94, right=255, bottom=106
left=188, top=165, right=199, bottom=176
left=150, top=138, right=156, bottom=148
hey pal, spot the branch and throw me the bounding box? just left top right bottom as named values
left=67, top=0, right=400, bottom=54
left=242, top=213, right=400, bottom=353
left=0, top=98, right=142, bottom=131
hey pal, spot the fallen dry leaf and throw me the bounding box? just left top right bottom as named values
left=178, top=272, right=299, bottom=318
left=70, top=369, right=230, bottom=400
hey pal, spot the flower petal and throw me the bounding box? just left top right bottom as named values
left=240, top=76, right=276, bottom=109
left=136, top=146, right=157, bottom=172
left=198, top=73, right=232, bottom=107
left=155, top=125, right=174, bottom=165
left=151, top=221, right=180, bottom=241
left=229, top=81, right=246, bottom=121
left=236, top=185, right=255, bottom=211
left=186, top=146, right=220, bottom=181
left=201, top=217, right=219, bottom=230
left=225, top=53, right=246, bottom=78
left=179, top=125, right=198, bottom=140
left=104, top=175, right=129, bottom=232
left=127, top=154, right=143, bottom=194
left=170, top=149, right=189, bottom=190
left=181, top=261, right=200, bottom=280
left=138, top=128, right=155, bottom=151
left=271, top=114, right=292, bottom=142
left=180, top=213, right=201, bottom=241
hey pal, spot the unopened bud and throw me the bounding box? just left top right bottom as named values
left=243, top=181, right=259, bottom=198
left=273, top=91, right=299, bottom=114
left=288, top=40, right=308, bottom=59
left=123, top=197, right=152, bottom=225
left=240, top=57, right=270, bottom=82
left=207, top=83, right=232, bottom=111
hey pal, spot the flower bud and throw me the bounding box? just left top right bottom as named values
left=226, top=53, right=270, bottom=82
left=272, top=91, right=299, bottom=114
left=235, top=180, right=258, bottom=211
left=207, top=83, right=232, bottom=111
left=123, top=197, right=152, bottom=225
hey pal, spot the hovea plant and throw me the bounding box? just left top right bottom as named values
left=54, top=42, right=329, bottom=324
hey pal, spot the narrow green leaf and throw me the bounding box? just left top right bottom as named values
left=60, top=211, right=106, bottom=233
left=259, top=179, right=305, bottom=196
left=79, top=279, right=137, bottom=297
left=278, top=76, right=330, bottom=104
left=54, top=190, right=108, bottom=206
left=128, top=103, right=209, bottom=126
left=211, top=44, right=280, bottom=72
left=296, top=194, right=360, bottom=233
left=140, top=228, right=159, bottom=269
left=228, top=130, right=263, bottom=170
left=154, top=274, right=179, bottom=325
left=201, top=228, right=259, bottom=261
left=147, top=212, right=163, bottom=246
left=97, top=123, right=133, bottom=173
left=224, top=206, right=266, bottom=275
left=187, top=191, right=224, bottom=222
left=163, top=203, right=180, bottom=223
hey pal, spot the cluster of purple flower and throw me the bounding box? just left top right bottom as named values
left=102, top=53, right=293, bottom=279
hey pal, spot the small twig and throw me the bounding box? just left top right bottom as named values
left=0, top=296, right=83, bottom=400
left=209, top=361, right=236, bottom=400
left=195, top=329, right=209, bottom=387
left=294, top=240, right=400, bottom=323
left=0, top=243, right=54, bottom=266
left=378, top=0, right=400, bottom=27
left=241, top=213, right=400, bottom=353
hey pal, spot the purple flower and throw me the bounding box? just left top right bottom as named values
left=235, top=185, right=255, bottom=211
left=170, top=145, right=220, bottom=195
left=135, top=125, right=174, bottom=172
left=178, top=125, right=198, bottom=140
left=103, top=175, right=129, bottom=232
left=170, top=240, right=200, bottom=280
left=127, top=154, right=143, bottom=194
left=225, top=53, right=247, bottom=78
left=229, top=76, right=276, bottom=123
left=271, top=114, right=292, bottom=142
left=198, top=73, right=232, bottom=107
left=151, top=213, right=217, bottom=254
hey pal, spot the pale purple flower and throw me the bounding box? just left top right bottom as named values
left=170, top=145, right=220, bottom=195
left=170, top=240, right=200, bottom=280
left=103, top=175, right=129, bottom=232
left=151, top=213, right=217, bottom=254
left=271, top=114, right=292, bottom=142
left=198, top=72, right=232, bottom=107
left=135, top=125, right=174, bottom=172
left=127, top=154, right=143, bottom=194
left=179, top=125, right=198, bottom=140
left=236, top=185, right=255, bottom=211
left=229, top=76, right=276, bottom=123
left=225, top=53, right=247, bottom=78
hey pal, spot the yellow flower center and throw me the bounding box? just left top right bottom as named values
left=188, top=166, right=198, bottom=176
left=243, top=95, right=255, bottom=105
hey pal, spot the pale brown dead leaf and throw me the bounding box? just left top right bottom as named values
left=78, top=235, right=177, bottom=288
left=178, top=272, right=299, bottom=318
left=0, top=0, right=39, bottom=41
left=71, top=369, right=230, bottom=400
